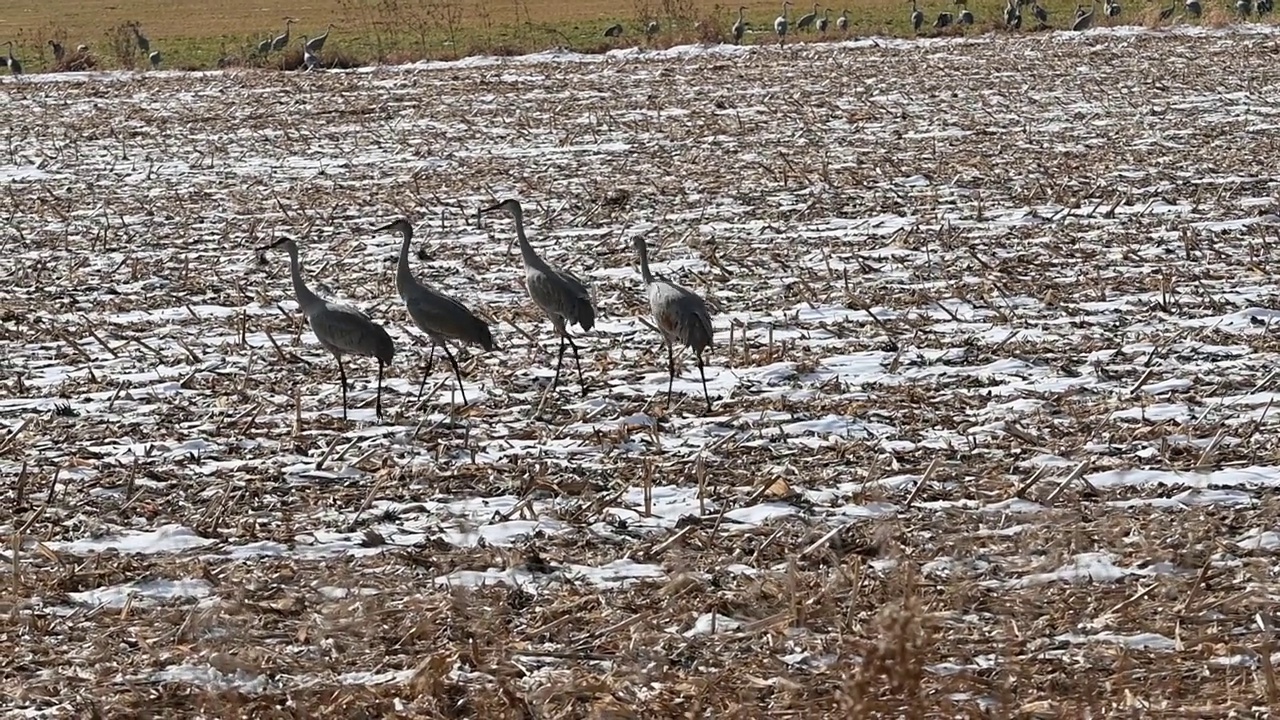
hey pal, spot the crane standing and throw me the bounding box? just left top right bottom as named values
left=481, top=199, right=596, bottom=392
left=3, top=42, right=22, bottom=75
left=776, top=1, right=793, bottom=46
left=837, top=9, right=850, bottom=31
left=732, top=7, right=748, bottom=44
left=376, top=218, right=495, bottom=406
left=49, top=40, right=65, bottom=63
left=632, top=235, right=715, bottom=412
left=817, top=9, right=832, bottom=31
left=132, top=24, right=150, bottom=56
left=910, top=0, right=925, bottom=31
left=149, top=50, right=162, bottom=69
left=259, top=236, right=395, bottom=421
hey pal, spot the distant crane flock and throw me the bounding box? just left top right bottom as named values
left=0, top=0, right=1266, bottom=77
left=258, top=202, right=717, bottom=421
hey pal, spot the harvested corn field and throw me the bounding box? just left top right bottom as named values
left=4, top=26, right=1280, bottom=718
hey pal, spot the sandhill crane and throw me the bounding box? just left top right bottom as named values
left=646, top=20, right=660, bottom=38
left=132, top=24, right=150, bottom=55
left=149, top=50, right=161, bottom=69
left=3, top=42, right=22, bottom=75
left=957, top=0, right=975, bottom=24
left=1105, top=0, right=1121, bottom=16
left=633, top=236, right=714, bottom=412
left=604, top=23, right=624, bottom=37
left=732, top=7, right=748, bottom=43
left=776, top=1, right=793, bottom=45
left=910, top=0, right=925, bottom=31
left=1005, top=0, right=1022, bottom=26
left=837, top=8, right=850, bottom=31
left=1072, top=1, right=1095, bottom=29
left=76, top=44, right=89, bottom=54
left=1032, top=2, right=1049, bottom=22
left=48, top=40, right=65, bottom=62
left=817, top=8, right=832, bottom=30
left=935, top=9, right=954, bottom=27
left=305, top=24, right=334, bottom=53
left=1259, top=0, right=1273, bottom=14
left=1158, top=0, right=1176, bottom=18
left=1185, top=0, right=1202, bottom=16
left=257, top=37, right=272, bottom=55
left=796, top=2, right=820, bottom=30
left=376, top=219, right=495, bottom=406
left=1237, top=0, right=1253, bottom=16
left=481, top=199, right=596, bottom=391
left=259, top=236, right=395, bottom=421
left=270, top=19, right=295, bottom=53
left=301, top=38, right=320, bottom=70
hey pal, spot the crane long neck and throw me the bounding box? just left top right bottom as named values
left=511, top=207, right=545, bottom=270
left=636, top=240, right=654, bottom=285
left=396, top=226, right=415, bottom=292
left=286, top=244, right=322, bottom=309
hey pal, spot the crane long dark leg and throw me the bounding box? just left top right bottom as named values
left=415, top=343, right=437, bottom=403
left=665, top=341, right=676, bottom=406
left=696, top=350, right=711, bottom=413
left=376, top=359, right=385, bottom=422
left=439, top=342, right=469, bottom=406
left=337, top=356, right=349, bottom=420
left=552, top=334, right=567, bottom=390
left=565, top=334, right=584, bottom=391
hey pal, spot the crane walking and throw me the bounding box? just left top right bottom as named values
left=481, top=199, right=596, bottom=392
left=149, top=50, right=162, bottom=69
left=796, top=2, right=821, bottom=30
left=271, top=19, right=296, bottom=54
left=837, top=8, right=850, bottom=31
left=259, top=236, right=395, bottom=421
left=132, top=24, right=150, bottom=56
left=732, top=7, right=748, bottom=44
left=301, top=38, right=320, bottom=71
left=376, top=218, right=495, bottom=406
left=49, top=40, right=65, bottom=62
left=633, top=235, right=715, bottom=412
left=305, top=24, right=335, bottom=53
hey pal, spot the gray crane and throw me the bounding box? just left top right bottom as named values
left=1259, top=0, right=1272, bottom=14
left=4, top=42, right=22, bottom=75
left=1105, top=0, right=1121, bottom=17
left=1005, top=0, right=1022, bottom=25
left=301, top=38, right=320, bottom=70
left=375, top=218, right=495, bottom=406
left=48, top=40, right=65, bottom=62
left=646, top=20, right=660, bottom=37
left=1032, top=1, right=1049, bottom=22
left=837, top=8, right=850, bottom=31
left=259, top=236, right=395, bottom=421
left=132, top=24, right=150, bottom=55
left=633, top=235, right=714, bottom=412
left=796, top=2, right=820, bottom=30
left=776, top=1, right=793, bottom=45
left=1237, top=0, right=1253, bottom=16
left=957, top=0, right=974, bottom=23
left=481, top=199, right=595, bottom=391
left=816, top=8, right=831, bottom=30
left=1158, top=0, right=1176, bottom=18
left=149, top=50, right=161, bottom=69
left=257, top=37, right=272, bottom=55
left=935, top=8, right=954, bottom=27
left=305, top=24, right=334, bottom=53
left=732, top=7, right=748, bottom=43
left=1072, top=1, right=1095, bottom=29
left=911, top=0, right=925, bottom=31
left=604, top=23, right=624, bottom=37
left=1185, top=0, right=1202, bottom=16
left=270, top=19, right=296, bottom=54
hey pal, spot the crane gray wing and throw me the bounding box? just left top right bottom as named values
left=310, top=301, right=395, bottom=363
left=553, top=268, right=596, bottom=331
left=405, top=287, right=495, bottom=350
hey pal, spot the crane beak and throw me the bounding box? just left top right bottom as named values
left=256, top=235, right=292, bottom=252
left=373, top=220, right=399, bottom=233
left=479, top=202, right=503, bottom=214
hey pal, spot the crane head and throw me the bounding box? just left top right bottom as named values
left=481, top=198, right=521, bottom=216
left=258, top=235, right=297, bottom=253
left=374, top=218, right=413, bottom=236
